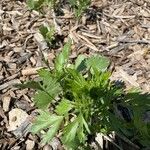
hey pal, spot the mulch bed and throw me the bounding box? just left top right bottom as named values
left=0, top=0, right=150, bottom=149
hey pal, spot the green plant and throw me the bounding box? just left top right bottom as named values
left=69, top=0, right=91, bottom=18
left=39, top=25, right=55, bottom=46
left=123, top=91, right=150, bottom=147
left=27, top=0, right=90, bottom=18
left=17, top=40, right=108, bottom=148
left=17, top=40, right=150, bottom=149
left=27, top=0, right=57, bottom=10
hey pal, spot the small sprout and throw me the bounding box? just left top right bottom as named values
left=39, top=25, right=55, bottom=46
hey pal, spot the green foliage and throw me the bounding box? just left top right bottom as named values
left=86, top=55, right=110, bottom=72
left=27, top=0, right=45, bottom=10
left=39, top=25, right=55, bottom=46
left=27, top=0, right=90, bottom=18
left=17, top=40, right=150, bottom=149
left=55, top=39, right=72, bottom=73
left=55, top=98, right=73, bottom=116
left=124, top=92, right=150, bottom=147
left=27, top=0, right=56, bottom=10
left=69, top=0, right=91, bottom=18
left=33, top=69, right=62, bottom=109
left=31, top=110, right=63, bottom=144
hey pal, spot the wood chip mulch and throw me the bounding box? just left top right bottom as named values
left=0, top=0, right=150, bottom=149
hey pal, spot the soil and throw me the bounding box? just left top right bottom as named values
left=0, top=0, right=150, bottom=149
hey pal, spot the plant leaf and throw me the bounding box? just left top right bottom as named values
left=63, top=118, right=79, bottom=143
left=37, top=69, right=62, bottom=105
left=75, top=55, right=87, bottom=72
left=39, top=25, right=49, bottom=39
left=27, top=0, right=44, bottom=10
left=34, top=91, right=52, bottom=109
left=55, top=39, right=72, bottom=73
left=55, top=99, right=74, bottom=115
left=15, top=81, right=42, bottom=90
left=86, top=55, right=110, bottom=72
left=42, top=115, right=63, bottom=144
left=31, top=111, right=62, bottom=133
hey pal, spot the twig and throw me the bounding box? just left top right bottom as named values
left=117, top=38, right=150, bottom=44
left=77, top=34, right=99, bottom=51
left=81, top=32, right=102, bottom=39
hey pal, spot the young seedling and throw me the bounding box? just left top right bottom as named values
left=39, top=25, right=55, bottom=46
left=27, top=0, right=57, bottom=11
left=27, top=0, right=91, bottom=18
left=69, top=0, right=91, bottom=18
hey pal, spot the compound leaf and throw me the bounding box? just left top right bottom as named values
left=34, top=91, right=52, bottom=109
left=42, top=115, right=63, bottom=144
left=15, top=81, right=42, bottom=90
left=31, top=111, right=61, bottom=133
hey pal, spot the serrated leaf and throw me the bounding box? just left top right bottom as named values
left=55, top=99, right=74, bottom=115
left=86, top=55, right=110, bottom=72
left=46, top=27, right=55, bottom=40
left=37, top=69, right=62, bottom=104
left=39, top=25, right=55, bottom=44
left=15, top=81, right=42, bottom=90
left=75, top=55, right=87, bottom=72
left=27, top=0, right=35, bottom=9
left=77, top=114, right=89, bottom=143
left=31, top=111, right=62, bottom=133
left=45, top=0, right=56, bottom=8
left=62, top=114, right=89, bottom=147
left=63, top=118, right=79, bottom=143
left=42, top=116, right=63, bottom=144
left=38, top=68, right=51, bottom=79
left=34, top=91, right=52, bottom=109
left=55, top=39, right=72, bottom=72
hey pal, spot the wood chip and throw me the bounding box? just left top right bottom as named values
left=21, top=67, right=43, bottom=76
left=25, top=140, right=35, bottom=150
left=2, top=96, right=11, bottom=112
left=7, top=108, right=28, bottom=131
left=0, top=79, right=21, bottom=91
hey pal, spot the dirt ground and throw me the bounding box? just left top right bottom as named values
left=0, top=0, right=150, bottom=149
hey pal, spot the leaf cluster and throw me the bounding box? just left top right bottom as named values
left=17, top=40, right=150, bottom=149
left=69, top=0, right=91, bottom=18
left=27, top=0, right=57, bottom=10
left=27, top=0, right=91, bottom=18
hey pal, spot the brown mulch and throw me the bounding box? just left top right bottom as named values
left=0, top=0, right=150, bottom=149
